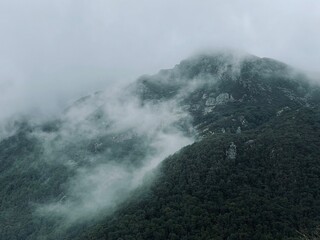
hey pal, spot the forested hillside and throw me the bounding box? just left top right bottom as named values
left=1, top=52, right=320, bottom=239
left=72, top=107, right=320, bottom=240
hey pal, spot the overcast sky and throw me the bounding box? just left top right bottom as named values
left=0, top=0, right=319, bottom=119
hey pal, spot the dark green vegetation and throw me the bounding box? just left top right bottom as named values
left=77, top=107, right=320, bottom=240
left=0, top=52, right=320, bottom=239
left=0, top=127, right=69, bottom=239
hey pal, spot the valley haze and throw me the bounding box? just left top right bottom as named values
left=0, top=1, right=320, bottom=239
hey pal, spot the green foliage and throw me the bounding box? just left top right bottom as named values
left=76, top=108, right=320, bottom=240
left=1, top=53, right=320, bottom=239
left=0, top=130, right=72, bottom=240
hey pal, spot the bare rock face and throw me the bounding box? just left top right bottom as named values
left=205, top=97, right=216, bottom=106
left=203, top=93, right=234, bottom=115
left=215, top=93, right=232, bottom=104
left=226, top=142, right=237, bottom=160
left=277, top=106, right=291, bottom=116
left=205, top=93, right=234, bottom=107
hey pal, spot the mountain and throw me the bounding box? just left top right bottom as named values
left=0, top=51, right=320, bottom=240
left=77, top=107, right=320, bottom=240
left=135, top=52, right=318, bottom=131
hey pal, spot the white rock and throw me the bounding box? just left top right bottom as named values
left=205, top=97, right=216, bottom=106
left=203, top=106, right=214, bottom=114
left=226, top=142, right=237, bottom=160
left=277, top=106, right=291, bottom=116
left=216, top=93, right=230, bottom=104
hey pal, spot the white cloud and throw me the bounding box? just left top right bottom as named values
left=35, top=86, right=194, bottom=225
left=0, top=0, right=319, bottom=126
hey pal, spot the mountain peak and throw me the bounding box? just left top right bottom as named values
left=1, top=51, right=320, bottom=240
left=133, top=52, right=319, bottom=137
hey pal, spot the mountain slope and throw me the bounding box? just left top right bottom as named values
left=72, top=53, right=320, bottom=240
left=0, top=51, right=319, bottom=239
left=77, top=107, right=320, bottom=240
left=134, top=52, right=318, bottom=134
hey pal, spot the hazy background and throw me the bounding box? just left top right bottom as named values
left=0, top=1, right=319, bottom=234
left=0, top=0, right=319, bottom=121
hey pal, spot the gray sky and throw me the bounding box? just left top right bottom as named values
left=0, top=0, right=319, bottom=119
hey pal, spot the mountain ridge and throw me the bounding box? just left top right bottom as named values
left=0, top=51, right=320, bottom=239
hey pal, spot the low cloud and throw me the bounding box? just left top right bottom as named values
left=0, top=0, right=319, bottom=236
left=35, top=84, right=194, bottom=225
left=0, top=0, right=320, bottom=129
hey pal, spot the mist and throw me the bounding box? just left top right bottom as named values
left=33, top=84, right=195, bottom=226
left=1, top=0, right=320, bottom=237
left=1, top=0, right=320, bottom=125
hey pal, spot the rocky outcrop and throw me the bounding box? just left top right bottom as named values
left=226, top=142, right=237, bottom=160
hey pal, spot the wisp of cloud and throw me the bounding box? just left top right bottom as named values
left=35, top=84, right=194, bottom=226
